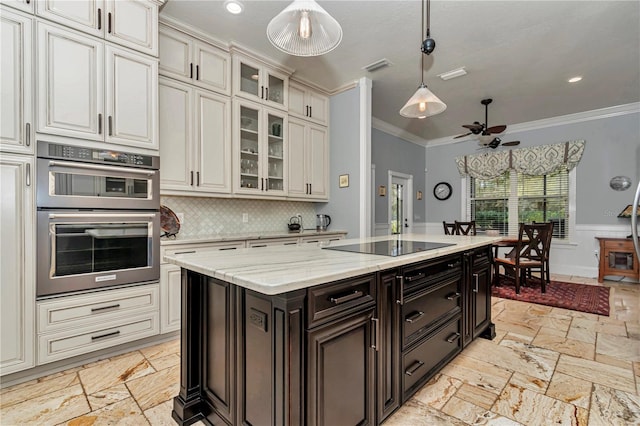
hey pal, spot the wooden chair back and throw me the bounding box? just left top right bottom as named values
left=443, top=221, right=457, bottom=235
left=516, top=223, right=551, bottom=265
left=455, top=220, right=477, bottom=236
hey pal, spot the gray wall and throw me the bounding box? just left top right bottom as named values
left=316, top=86, right=361, bottom=237
left=425, top=112, right=640, bottom=225
left=371, top=127, right=426, bottom=223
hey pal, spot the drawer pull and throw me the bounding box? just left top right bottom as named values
left=252, top=245, right=267, bottom=248
left=446, top=292, right=461, bottom=300
left=219, top=247, right=238, bottom=251
left=175, top=250, right=196, bottom=255
left=405, top=272, right=425, bottom=282
left=91, top=330, right=121, bottom=341
left=91, top=304, right=121, bottom=313
left=405, top=311, right=424, bottom=324
left=405, top=360, right=425, bottom=376
left=329, top=290, right=363, bottom=305
left=447, top=263, right=457, bottom=268
left=446, top=332, right=461, bottom=343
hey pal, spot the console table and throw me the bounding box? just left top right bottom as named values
left=596, top=237, right=640, bottom=282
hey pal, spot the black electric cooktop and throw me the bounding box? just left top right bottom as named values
left=323, top=240, right=455, bottom=257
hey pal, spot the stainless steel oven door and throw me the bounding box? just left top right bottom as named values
left=36, top=158, right=159, bottom=210
left=37, top=211, right=160, bottom=297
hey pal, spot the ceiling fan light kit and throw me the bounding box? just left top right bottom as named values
left=266, top=0, right=343, bottom=57
left=399, top=0, right=446, bottom=119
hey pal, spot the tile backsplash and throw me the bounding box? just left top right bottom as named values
left=161, top=196, right=317, bottom=238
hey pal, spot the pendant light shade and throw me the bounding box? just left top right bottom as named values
left=399, top=0, right=446, bottom=119
left=267, top=0, right=343, bottom=57
left=399, top=83, right=447, bottom=118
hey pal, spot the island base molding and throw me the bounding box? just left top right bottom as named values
left=172, top=244, right=495, bottom=425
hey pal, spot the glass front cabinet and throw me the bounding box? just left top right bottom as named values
left=234, top=100, right=286, bottom=196
left=233, top=54, right=288, bottom=111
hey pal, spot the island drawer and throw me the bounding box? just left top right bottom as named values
left=401, top=255, right=462, bottom=295
left=307, top=274, right=376, bottom=328
left=402, top=276, right=462, bottom=347
left=402, top=315, right=462, bottom=399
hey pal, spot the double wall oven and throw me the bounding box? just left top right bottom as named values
left=36, top=142, right=160, bottom=297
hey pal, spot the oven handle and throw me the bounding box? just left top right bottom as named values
left=48, top=213, right=158, bottom=219
left=48, top=160, right=156, bottom=176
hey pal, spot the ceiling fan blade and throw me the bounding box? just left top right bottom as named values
left=454, top=132, right=472, bottom=139
left=485, top=125, right=507, bottom=134
left=462, top=124, right=483, bottom=131
left=501, top=140, right=520, bottom=146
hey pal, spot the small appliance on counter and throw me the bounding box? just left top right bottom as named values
left=316, top=214, right=331, bottom=231
left=288, top=216, right=301, bottom=232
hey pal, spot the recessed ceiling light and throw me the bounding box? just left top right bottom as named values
left=224, top=0, right=244, bottom=15
left=568, top=76, right=582, bottom=83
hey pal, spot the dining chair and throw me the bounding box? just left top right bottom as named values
left=493, top=223, right=551, bottom=293
left=443, top=221, right=457, bottom=235
left=455, top=220, right=477, bottom=236
left=530, top=221, right=554, bottom=286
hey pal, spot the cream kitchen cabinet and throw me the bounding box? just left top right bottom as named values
left=1, top=0, right=33, bottom=13
left=159, top=78, right=232, bottom=195
left=36, top=0, right=159, bottom=56
left=288, top=80, right=329, bottom=126
left=234, top=99, right=287, bottom=196
left=233, top=53, right=288, bottom=111
left=159, top=24, right=230, bottom=96
left=37, top=22, right=158, bottom=150
left=160, top=241, right=245, bottom=333
left=0, top=154, right=35, bottom=375
left=287, top=117, right=328, bottom=200
left=1, top=7, right=34, bottom=155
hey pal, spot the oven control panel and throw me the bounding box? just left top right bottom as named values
left=38, top=142, right=159, bottom=169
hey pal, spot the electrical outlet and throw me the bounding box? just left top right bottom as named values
left=242, top=213, right=249, bottom=223
left=176, top=212, right=185, bottom=224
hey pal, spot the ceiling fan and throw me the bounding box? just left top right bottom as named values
left=455, top=98, right=520, bottom=149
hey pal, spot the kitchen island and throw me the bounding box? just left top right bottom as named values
left=165, top=234, right=501, bottom=426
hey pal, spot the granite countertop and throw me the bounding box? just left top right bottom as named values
left=161, top=229, right=348, bottom=246
left=164, top=233, right=503, bottom=295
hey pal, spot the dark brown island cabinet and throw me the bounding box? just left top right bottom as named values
left=172, top=245, right=495, bottom=426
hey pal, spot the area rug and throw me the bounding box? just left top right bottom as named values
left=492, top=277, right=610, bottom=316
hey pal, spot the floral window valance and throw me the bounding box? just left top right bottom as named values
left=455, top=140, right=586, bottom=179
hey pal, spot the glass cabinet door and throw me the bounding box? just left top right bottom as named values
left=267, top=73, right=285, bottom=107
left=267, top=112, right=284, bottom=192
left=239, top=105, right=260, bottom=190
left=239, top=61, right=260, bottom=99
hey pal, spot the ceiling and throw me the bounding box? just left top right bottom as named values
left=160, top=1, right=640, bottom=145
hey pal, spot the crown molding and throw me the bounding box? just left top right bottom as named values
left=371, top=118, right=429, bottom=146
left=425, top=102, right=640, bottom=148
left=328, top=80, right=359, bottom=96
left=159, top=15, right=230, bottom=51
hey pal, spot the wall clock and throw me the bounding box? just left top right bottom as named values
left=433, top=182, right=452, bottom=200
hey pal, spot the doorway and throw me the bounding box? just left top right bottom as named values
left=388, top=171, right=413, bottom=235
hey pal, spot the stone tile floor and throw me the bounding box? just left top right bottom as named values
left=1, top=274, right=638, bottom=425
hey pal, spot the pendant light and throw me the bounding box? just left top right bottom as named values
left=267, top=0, right=343, bottom=57
left=399, top=0, right=446, bottom=119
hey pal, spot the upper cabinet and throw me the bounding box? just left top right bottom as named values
left=159, top=24, right=230, bottom=96
left=233, top=99, right=287, bottom=196
left=36, top=22, right=158, bottom=150
left=2, top=0, right=34, bottom=14
left=233, top=54, right=288, bottom=111
left=288, top=80, right=329, bottom=126
left=287, top=117, right=328, bottom=200
left=1, top=7, right=34, bottom=155
left=159, top=78, right=232, bottom=195
left=36, top=0, right=159, bottom=56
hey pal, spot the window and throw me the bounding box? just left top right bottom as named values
left=468, top=167, right=570, bottom=239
